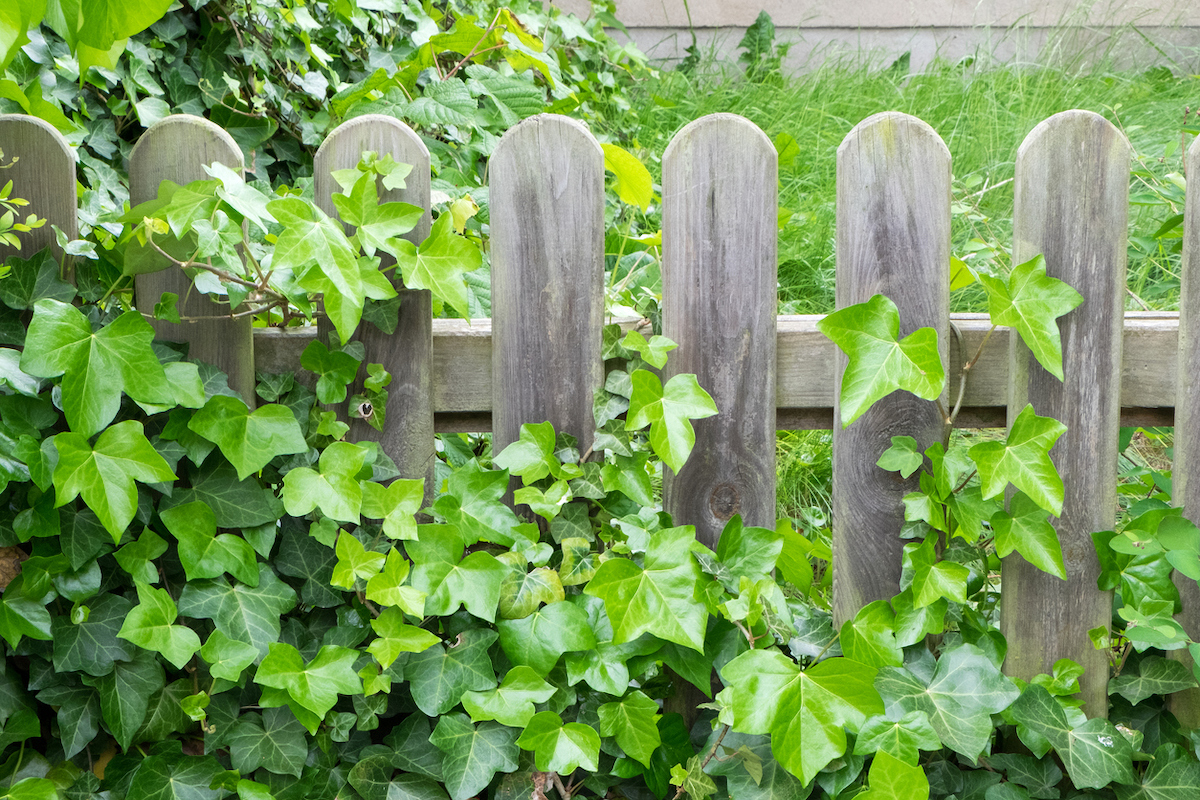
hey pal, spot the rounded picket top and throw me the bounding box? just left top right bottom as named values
left=490, top=114, right=605, bottom=454
left=1016, top=109, right=1129, bottom=171
left=0, top=114, right=78, bottom=261
left=661, top=111, right=775, bottom=166
left=314, top=114, right=432, bottom=244
left=838, top=111, right=950, bottom=163
left=129, top=114, right=254, bottom=403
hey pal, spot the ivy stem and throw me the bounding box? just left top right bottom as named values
left=443, top=9, right=504, bottom=81
left=953, top=469, right=978, bottom=495
left=813, top=631, right=841, bottom=663
left=672, top=725, right=731, bottom=800
left=549, top=771, right=572, bottom=800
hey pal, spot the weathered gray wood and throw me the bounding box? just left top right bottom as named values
left=661, top=113, right=777, bottom=548
left=1170, top=133, right=1200, bottom=727
left=490, top=115, right=604, bottom=454
left=313, top=115, right=435, bottom=500
left=1001, top=110, right=1129, bottom=718
left=251, top=312, right=1179, bottom=431
left=130, top=115, right=255, bottom=403
left=0, top=115, right=76, bottom=268
left=832, top=112, right=951, bottom=626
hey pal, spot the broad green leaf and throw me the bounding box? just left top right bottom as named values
left=601, top=143, right=653, bottom=211
left=981, top=254, right=1083, bottom=381
left=716, top=515, right=783, bottom=588
left=52, top=592, right=135, bottom=676
left=517, top=711, right=601, bottom=774
left=115, top=528, right=167, bottom=584
left=840, top=601, right=903, bottom=669
left=497, top=600, right=597, bottom=674
left=0, top=250, right=74, bottom=310
left=367, top=606, right=439, bottom=668
left=361, top=478, right=423, bottom=540
left=1113, top=743, right=1200, bottom=800
left=200, top=629, right=258, bottom=682
left=406, top=628, right=498, bottom=716
left=282, top=441, right=368, bottom=523
left=621, top=331, right=677, bottom=370
left=160, top=502, right=258, bottom=586
left=858, top=750, right=929, bottom=800
left=625, top=370, right=718, bottom=474
left=493, top=421, right=559, bottom=482
left=81, top=649, right=164, bottom=749
left=430, top=713, right=520, bottom=800
left=365, top=549, right=425, bottom=615
left=876, top=644, right=1019, bottom=761
left=904, top=534, right=969, bottom=608
left=1109, top=656, right=1198, bottom=706
left=394, top=214, right=481, bottom=320
left=161, top=457, right=284, bottom=529
left=703, top=732, right=804, bottom=800
left=0, top=779, right=62, bottom=800
left=187, top=396, right=306, bottom=480
left=992, top=491, right=1067, bottom=579
left=853, top=711, right=941, bottom=765
left=817, top=294, right=945, bottom=428
left=0, top=581, right=51, bottom=649
left=47, top=0, right=171, bottom=50
left=462, top=666, right=557, bottom=728
left=176, top=564, right=297, bottom=658
left=229, top=707, right=307, bottom=778
left=21, top=300, right=174, bottom=436
left=720, top=650, right=882, bottom=783
left=53, top=420, right=176, bottom=540
left=299, top=338, right=360, bottom=405
left=970, top=404, right=1067, bottom=516
left=877, top=435, right=923, bottom=479
left=117, top=581, right=202, bottom=670
left=36, top=683, right=100, bottom=759
left=124, top=745, right=224, bottom=800
left=273, top=518, right=342, bottom=608
left=332, top=171, right=422, bottom=256
left=254, top=643, right=362, bottom=726
left=432, top=460, right=523, bottom=546
left=408, top=529, right=506, bottom=622
left=1009, top=685, right=1135, bottom=789
left=331, top=532, right=386, bottom=589
left=584, top=525, right=709, bottom=651
left=598, top=690, right=661, bottom=767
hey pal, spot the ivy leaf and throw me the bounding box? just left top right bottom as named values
left=585, top=525, right=709, bottom=652
left=0, top=250, right=75, bottom=310
left=160, top=502, right=258, bottom=586
left=117, top=581, right=202, bottom=670
left=858, top=750, right=929, bottom=800
left=361, top=478, right=423, bottom=540
left=517, top=711, right=601, bottom=774
left=1109, top=656, right=1198, bottom=706
left=816, top=294, right=945, bottom=428
left=36, top=683, right=100, bottom=759
left=406, top=629, right=498, bottom=716
left=498, top=565, right=565, bottom=620
left=124, top=745, right=225, bottom=800
left=432, top=461, right=523, bottom=546
left=497, top=600, right=597, bottom=674
left=367, top=606, right=439, bottom=669
left=716, top=515, right=783, bottom=588
left=162, top=457, right=284, bottom=529
left=981, top=254, right=1082, bottom=381
left=253, top=643, right=362, bottom=727
left=876, top=644, right=1019, bottom=761
left=0, top=779, right=57, bottom=800
left=408, top=530, right=506, bottom=622
left=902, top=533, right=969, bottom=608
left=1112, top=743, right=1200, bottom=800
left=0, top=580, right=51, bottom=649
left=299, top=338, right=361, bottom=405
left=598, top=690, right=661, bottom=767
left=462, top=666, right=557, bottom=728
left=853, top=711, right=941, bottom=765
left=493, top=421, right=560, bottom=483
left=430, top=713, right=520, bottom=800
left=52, top=592, right=135, bottom=676
left=991, top=491, right=1067, bottom=580
left=81, top=649, right=165, bottom=750
left=229, top=707, right=307, bottom=778
left=282, top=441, right=368, bottom=523
left=840, top=600, right=903, bottom=669
left=187, top=396, right=307, bottom=481
left=53, top=420, right=176, bottom=541
left=20, top=300, right=174, bottom=437
left=176, top=564, right=298, bottom=658
left=364, top=549, right=425, bottom=616
left=200, top=629, right=259, bottom=683
left=1009, top=685, right=1135, bottom=789
left=719, top=649, right=883, bottom=783
left=333, top=171, right=422, bottom=257
left=331, top=532, right=386, bottom=590
left=970, top=404, right=1067, bottom=516
left=393, top=214, right=481, bottom=320
left=877, top=435, right=924, bottom=479
left=625, top=370, right=718, bottom=474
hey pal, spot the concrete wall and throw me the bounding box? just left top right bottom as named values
left=551, top=0, right=1200, bottom=70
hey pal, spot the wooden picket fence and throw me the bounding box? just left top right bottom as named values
left=2, top=109, right=1199, bottom=722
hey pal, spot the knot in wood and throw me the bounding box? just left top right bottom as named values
left=709, top=484, right=741, bottom=521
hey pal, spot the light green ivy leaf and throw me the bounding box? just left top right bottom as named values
left=981, top=254, right=1082, bottom=381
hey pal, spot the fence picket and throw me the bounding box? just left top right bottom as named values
left=1171, top=134, right=1200, bottom=726
left=0, top=115, right=77, bottom=267
left=1003, top=110, right=1129, bottom=717
left=831, top=112, right=951, bottom=625
left=130, top=115, right=255, bottom=403
left=661, top=113, right=778, bottom=548
left=490, top=114, right=604, bottom=455
left=314, top=115, right=435, bottom=499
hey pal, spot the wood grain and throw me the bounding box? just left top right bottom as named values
left=313, top=115, right=435, bottom=499
left=1170, top=132, right=1200, bottom=726
left=661, top=113, right=777, bottom=548
left=489, top=115, right=604, bottom=454
left=831, top=112, right=951, bottom=625
left=1001, top=110, right=1129, bottom=718
left=130, top=115, right=255, bottom=403
left=0, top=115, right=76, bottom=268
